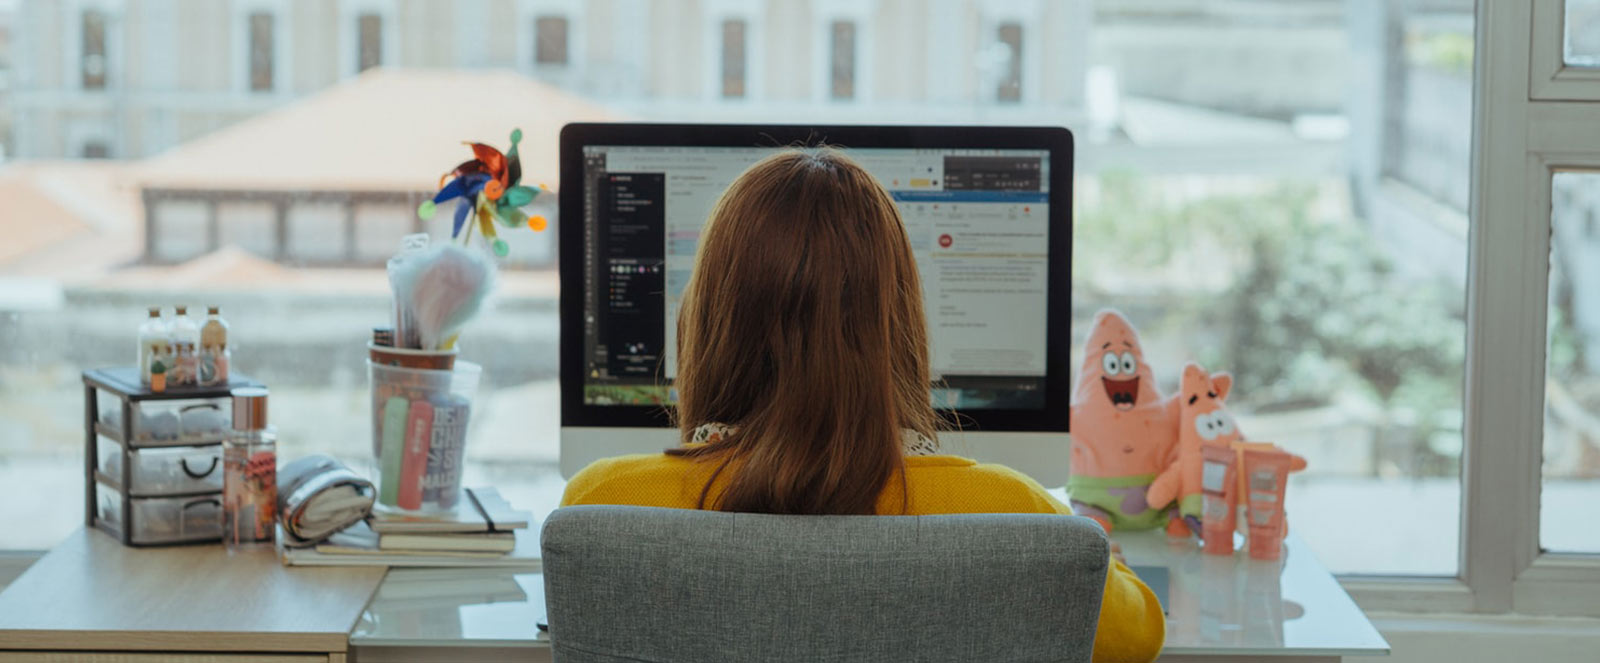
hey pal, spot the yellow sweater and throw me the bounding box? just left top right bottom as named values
left=562, top=452, right=1166, bottom=663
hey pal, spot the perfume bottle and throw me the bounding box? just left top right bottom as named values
left=223, top=387, right=277, bottom=550
left=199, top=306, right=230, bottom=387
left=137, top=307, right=167, bottom=386
left=170, top=305, right=200, bottom=387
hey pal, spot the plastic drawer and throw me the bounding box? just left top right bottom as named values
left=96, top=483, right=222, bottom=545
left=98, top=436, right=222, bottom=496
left=97, top=397, right=230, bottom=446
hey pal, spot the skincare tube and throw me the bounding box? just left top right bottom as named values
left=1201, top=444, right=1238, bottom=556
left=1242, top=448, right=1292, bottom=560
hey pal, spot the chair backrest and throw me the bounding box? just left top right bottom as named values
left=540, top=505, right=1110, bottom=663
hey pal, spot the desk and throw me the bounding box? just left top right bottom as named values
left=348, top=532, right=1388, bottom=663
left=0, top=528, right=1386, bottom=662
left=0, top=529, right=386, bottom=662
left=1117, top=531, right=1390, bottom=662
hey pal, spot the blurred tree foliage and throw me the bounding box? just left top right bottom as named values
left=1076, top=173, right=1465, bottom=475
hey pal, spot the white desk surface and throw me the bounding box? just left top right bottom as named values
left=350, top=532, right=1389, bottom=662
left=1116, top=530, right=1390, bottom=660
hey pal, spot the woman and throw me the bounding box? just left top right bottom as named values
left=562, top=148, right=1164, bottom=662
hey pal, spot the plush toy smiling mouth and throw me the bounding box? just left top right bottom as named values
left=1102, top=377, right=1140, bottom=411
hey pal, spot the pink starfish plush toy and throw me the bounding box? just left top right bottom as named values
left=1067, top=309, right=1181, bottom=532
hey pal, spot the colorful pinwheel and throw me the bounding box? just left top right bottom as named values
left=416, top=128, right=550, bottom=257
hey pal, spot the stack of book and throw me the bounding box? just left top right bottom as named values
left=281, top=487, right=540, bottom=569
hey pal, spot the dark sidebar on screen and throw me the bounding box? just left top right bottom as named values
left=593, top=171, right=667, bottom=381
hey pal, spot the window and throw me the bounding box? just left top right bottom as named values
left=358, top=13, right=383, bottom=72
left=535, top=15, right=570, bottom=66
left=829, top=20, right=856, bottom=100
left=1544, top=171, right=1600, bottom=554
left=1566, top=0, right=1600, bottom=66
left=248, top=12, right=275, bottom=92
left=721, top=19, right=747, bottom=99
left=9, top=3, right=1600, bottom=615
left=81, top=10, right=107, bottom=90
left=995, top=22, right=1022, bottom=102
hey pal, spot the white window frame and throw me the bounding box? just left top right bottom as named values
left=339, top=0, right=399, bottom=78
left=811, top=0, right=875, bottom=104
left=702, top=0, right=764, bottom=102
left=232, top=0, right=293, bottom=96
left=1345, top=1, right=1600, bottom=618
left=1530, top=0, right=1600, bottom=100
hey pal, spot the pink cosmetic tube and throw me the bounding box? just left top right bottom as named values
left=1242, top=447, right=1292, bottom=560
left=1201, top=444, right=1238, bottom=556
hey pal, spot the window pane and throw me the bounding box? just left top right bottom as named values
left=249, top=12, right=274, bottom=92
left=358, top=13, right=382, bottom=72
left=81, top=10, right=107, bottom=90
left=830, top=20, right=856, bottom=100
left=1544, top=171, right=1600, bottom=554
left=1074, top=3, right=1470, bottom=575
left=2, top=2, right=1472, bottom=572
left=995, top=22, right=1022, bottom=102
left=536, top=16, right=569, bottom=66
left=721, top=19, right=746, bottom=99
left=1566, top=0, right=1600, bottom=67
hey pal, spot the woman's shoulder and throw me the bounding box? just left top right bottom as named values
left=562, top=453, right=699, bottom=506
left=902, top=455, right=1070, bottom=515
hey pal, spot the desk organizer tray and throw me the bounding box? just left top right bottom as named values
left=84, top=366, right=261, bottom=546
left=96, top=436, right=222, bottom=497
left=95, top=483, right=222, bottom=545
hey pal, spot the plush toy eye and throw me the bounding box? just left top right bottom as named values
left=1101, top=352, right=1121, bottom=376
left=1119, top=351, right=1138, bottom=375
left=1194, top=414, right=1218, bottom=441
left=1215, top=412, right=1236, bottom=436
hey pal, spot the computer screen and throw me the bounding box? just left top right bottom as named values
left=578, top=145, right=1051, bottom=411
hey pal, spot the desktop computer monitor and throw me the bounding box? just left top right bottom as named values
left=558, top=124, right=1074, bottom=486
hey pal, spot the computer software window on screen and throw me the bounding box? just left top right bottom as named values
left=580, top=146, right=1050, bottom=410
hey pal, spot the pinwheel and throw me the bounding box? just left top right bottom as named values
left=417, top=128, right=550, bottom=257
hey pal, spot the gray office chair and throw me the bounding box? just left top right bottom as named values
left=540, top=505, right=1110, bottom=663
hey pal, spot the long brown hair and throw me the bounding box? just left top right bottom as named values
left=666, top=148, right=938, bottom=515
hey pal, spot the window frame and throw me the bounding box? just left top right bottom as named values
left=1346, top=0, right=1600, bottom=617
left=1530, top=0, right=1600, bottom=101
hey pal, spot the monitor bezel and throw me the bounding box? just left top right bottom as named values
left=559, top=123, right=1073, bottom=433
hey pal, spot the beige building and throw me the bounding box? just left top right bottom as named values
left=10, top=0, right=1091, bottom=161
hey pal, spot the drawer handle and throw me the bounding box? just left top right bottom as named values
left=180, top=456, right=219, bottom=479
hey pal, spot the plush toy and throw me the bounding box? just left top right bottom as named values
left=1068, top=309, right=1181, bottom=532
left=1147, top=362, right=1309, bottom=541
left=1147, top=362, right=1238, bottom=537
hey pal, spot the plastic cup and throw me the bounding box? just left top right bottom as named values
left=368, top=360, right=481, bottom=514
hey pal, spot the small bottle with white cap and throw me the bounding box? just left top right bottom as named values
left=223, top=387, right=277, bottom=551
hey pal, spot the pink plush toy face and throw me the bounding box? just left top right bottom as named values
left=1075, top=311, right=1163, bottom=413
left=1070, top=310, right=1177, bottom=478
left=1179, top=364, right=1240, bottom=446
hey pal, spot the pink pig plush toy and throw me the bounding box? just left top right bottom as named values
left=1068, top=310, right=1181, bottom=532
